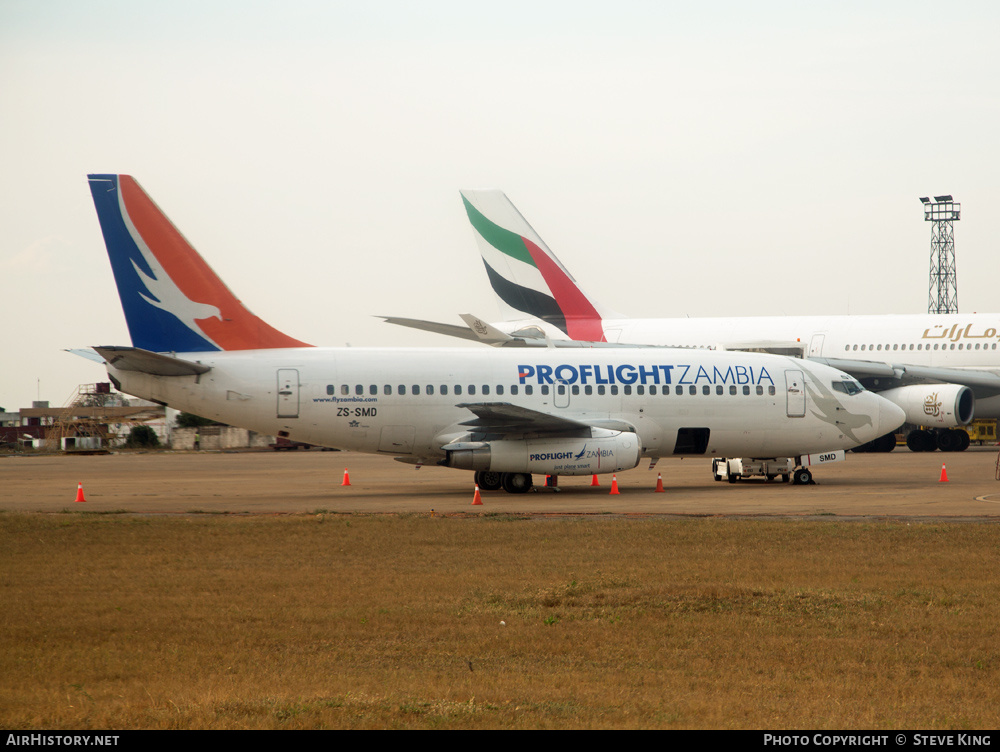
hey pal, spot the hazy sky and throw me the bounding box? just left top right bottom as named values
left=2, top=1, right=998, bottom=411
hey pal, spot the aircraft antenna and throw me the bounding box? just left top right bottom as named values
left=920, top=195, right=961, bottom=314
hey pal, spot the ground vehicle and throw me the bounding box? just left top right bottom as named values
left=712, top=451, right=845, bottom=485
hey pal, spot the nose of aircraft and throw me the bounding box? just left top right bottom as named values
left=876, top=394, right=906, bottom=438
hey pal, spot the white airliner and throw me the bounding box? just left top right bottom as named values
left=386, top=190, right=1000, bottom=454
left=83, top=175, right=903, bottom=491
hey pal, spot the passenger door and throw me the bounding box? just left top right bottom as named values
left=276, top=369, right=300, bottom=419
left=785, top=369, right=805, bottom=418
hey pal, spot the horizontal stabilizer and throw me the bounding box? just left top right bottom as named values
left=93, top=346, right=212, bottom=376
left=382, top=315, right=659, bottom=349
left=65, top=347, right=107, bottom=364
left=377, top=316, right=482, bottom=342
left=458, top=314, right=518, bottom=344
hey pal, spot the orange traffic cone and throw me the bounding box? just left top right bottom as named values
left=74, top=482, right=86, bottom=503
left=472, top=485, right=483, bottom=505
left=609, top=474, right=620, bottom=495
left=341, top=468, right=351, bottom=486
left=655, top=473, right=664, bottom=493
left=940, top=464, right=949, bottom=482
left=590, top=474, right=600, bottom=486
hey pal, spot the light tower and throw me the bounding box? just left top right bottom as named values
left=921, top=195, right=961, bottom=314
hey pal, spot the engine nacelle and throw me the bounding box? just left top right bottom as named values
left=878, top=384, right=974, bottom=428
left=443, top=430, right=642, bottom=476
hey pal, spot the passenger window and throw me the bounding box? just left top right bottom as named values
left=326, top=385, right=334, bottom=395
left=742, top=386, right=750, bottom=395
left=369, top=385, right=377, bottom=395
left=398, top=385, right=406, bottom=395
left=511, top=385, right=518, bottom=395
left=341, top=385, right=349, bottom=396
left=455, top=385, right=462, bottom=396
left=496, top=385, right=504, bottom=395
left=483, top=385, right=490, bottom=395
left=716, top=385, right=723, bottom=395
left=426, top=385, right=434, bottom=395
left=525, top=385, right=533, bottom=395
left=384, top=385, right=391, bottom=396
left=676, top=385, right=683, bottom=396
left=468, top=385, right=476, bottom=395
left=689, top=385, right=697, bottom=396
left=624, top=385, right=632, bottom=395
left=756, top=385, right=763, bottom=395
left=572, top=385, right=579, bottom=395
left=441, top=385, right=448, bottom=396
left=412, top=385, right=420, bottom=395
left=540, top=385, right=548, bottom=395
left=611, top=385, right=619, bottom=395
left=585, top=385, right=593, bottom=395
left=730, top=385, right=737, bottom=395
left=355, top=385, right=363, bottom=395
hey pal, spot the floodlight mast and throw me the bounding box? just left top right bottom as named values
left=924, top=195, right=960, bottom=314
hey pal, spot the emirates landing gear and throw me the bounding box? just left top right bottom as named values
left=905, top=428, right=970, bottom=453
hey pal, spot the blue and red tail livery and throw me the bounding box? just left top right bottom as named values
left=88, top=174, right=310, bottom=353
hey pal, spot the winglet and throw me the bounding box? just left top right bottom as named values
left=88, top=174, right=311, bottom=353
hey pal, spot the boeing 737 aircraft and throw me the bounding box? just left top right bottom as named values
left=83, top=175, right=903, bottom=491
left=387, top=190, right=1000, bottom=454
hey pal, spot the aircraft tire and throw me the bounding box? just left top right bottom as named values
left=906, top=430, right=935, bottom=452
left=875, top=433, right=897, bottom=452
left=501, top=472, right=533, bottom=494
left=957, top=429, right=971, bottom=451
left=792, top=468, right=812, bottom=485
left=475, top=471, right=503, bottom=492
left=937, top=429, right=962, bottom=453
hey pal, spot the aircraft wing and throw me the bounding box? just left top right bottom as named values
left=454, top=401, right=636, bottom=436
left=93, top=346, right=212, bottom=377
left=811, top=357, right=1000, bottom=398
left=455, top=402, right=593, bottom=434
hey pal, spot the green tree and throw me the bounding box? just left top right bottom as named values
left=124, top=425, right=160, bottom=448
left=175, top=412, right=219, bottom=428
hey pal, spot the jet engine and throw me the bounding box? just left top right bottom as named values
left=441, top=430, right=642, bottom=476
left=877, top=384, right=974, bottom=428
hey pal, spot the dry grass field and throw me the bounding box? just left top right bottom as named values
left=3, top=509, right=1000, bottom=729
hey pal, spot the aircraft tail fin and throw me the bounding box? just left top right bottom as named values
left=460, top=190, right=618, bottom=342
left=87, top=174, right=311, bottom=353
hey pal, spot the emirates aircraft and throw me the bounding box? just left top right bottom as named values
left=82, top=175, right=902, bottom=491
left=387, top=190, right=1000, bottom=454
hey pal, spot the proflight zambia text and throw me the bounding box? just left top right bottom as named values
left=516, top=363, right=776, bottom=386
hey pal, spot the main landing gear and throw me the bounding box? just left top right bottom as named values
left=475, top=471, right=533, bottom=494
left=905, top=428, right=970, bottom=453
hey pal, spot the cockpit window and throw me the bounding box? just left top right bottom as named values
left=831, top=379, right=864, bottom=395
